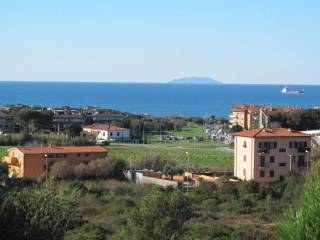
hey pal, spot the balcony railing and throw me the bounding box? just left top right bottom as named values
left=298, top=147, right=311, bottom=153
left=258, top=148, right=270, bottom=154
left=259, top=163, right=270, bottom=169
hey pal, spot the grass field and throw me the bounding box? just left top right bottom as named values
left=0, top=124, right=234, bottom=169
left=107, top=144, right=233, bottom=169
left=116, top=123, right=233, bottom=169
left=0, top=146, right=9, bottom=158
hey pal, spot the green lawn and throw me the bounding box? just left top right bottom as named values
left=0, top=146, right=10, bottom=159
left=148, top=123, right=226, bottom=147
left=107, top=144, right=233, bottom=170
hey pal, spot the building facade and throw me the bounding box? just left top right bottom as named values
left=233, top=128, right=311, bottom=184
left=0, top=112, right=16, bottom=133
left=83, top=123, right=130, bottom=142
left=229, top=104, right=303, bottom=130
left=3, top=146, right=107, bottom=177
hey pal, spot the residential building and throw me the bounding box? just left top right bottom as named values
left=92, top=113, right=124, bottom=123
left=83, top=123, right=130, bottom=142
left=3, top=146, right=107, bottom=177
left=233, top=128, right=311, bottom=184
left=0, top=112, right=15, bottom=133
left=53, top=115, right=85, bottom=132
left=229, top=104, right=303, bottom=130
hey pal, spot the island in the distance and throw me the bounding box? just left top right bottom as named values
left=168, top=77, right=222, bottom=85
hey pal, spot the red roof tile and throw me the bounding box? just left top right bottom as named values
left=233, top=128, right=311, bottom=138
left=15, top=146, right=107, bottom=154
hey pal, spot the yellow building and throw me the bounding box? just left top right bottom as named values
left=3, top=146, right=107, bottom=177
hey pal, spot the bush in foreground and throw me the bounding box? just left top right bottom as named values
left=277, top=176, right=320, bottom=239
left=0, top=182, right=82, bottom=240
left=115, top=187, right=192, bottom=240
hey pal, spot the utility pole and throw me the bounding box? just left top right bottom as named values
left=44, top=154, right=48, bottom=184
left=185, top=152, right=189, bottom=193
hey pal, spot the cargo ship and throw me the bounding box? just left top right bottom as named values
left=281, top=86, right=304, bottom=94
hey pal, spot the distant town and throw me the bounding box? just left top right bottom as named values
left=1, top=102, right=320, bottom=239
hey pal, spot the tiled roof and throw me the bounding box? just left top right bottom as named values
left=83, top=123, right=129, bottom=131
left=233, top=128, right=311, bottom=138
left=232, top=104, right=303, bottom=113
left=15, top=146, right=107, bottom=154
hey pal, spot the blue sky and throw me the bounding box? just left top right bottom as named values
left=1, top=0, right=320, bottom=84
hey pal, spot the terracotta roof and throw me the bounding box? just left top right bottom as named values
left=83, top=123, right=129, bottom=131
left=232, top=104, right=303, bottom=113
left=15, top=146, right=107, bottom=154
left=233, top=128, right=311, bottom=138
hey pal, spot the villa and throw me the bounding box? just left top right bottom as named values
left=83, top=123, right=130, bottom=142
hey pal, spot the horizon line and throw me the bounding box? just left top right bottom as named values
left=0, top=80, right=319, bottom=85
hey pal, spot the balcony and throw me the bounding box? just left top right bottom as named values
left=258, top=148, right=270, bottom=154
left=298, top=147, right=311, bottom=153
left=258, top=163, right=270, bottom=169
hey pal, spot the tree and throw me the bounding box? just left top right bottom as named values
left=15, top=109, right=53, bottom=133
left=67, top=123, right=82, bottom=137
left=230, top=124, right=243, bottom=133
left=116, top=187, right=192, bottom=240
left=277, top=176, right=320, bottom=240
left=0, top=183, right=82, bottom=240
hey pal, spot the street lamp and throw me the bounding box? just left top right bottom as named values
left=44, top=154, right=48, bottom=183
left=284, top=148, right=293, bottom=171
left=306, top=149, right=309, bottom=176
left=185, top=152, right=189, bottom=193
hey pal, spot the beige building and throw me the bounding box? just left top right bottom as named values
left=233, top=128, right=311, bottom=184
left=3, top=146, right=107, bottom=177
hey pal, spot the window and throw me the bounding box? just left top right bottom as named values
left=77, top=153, right=81, bottom=157
left=243, top=155, right=246, bottom=162
left=243, top=169, right=246, bottom=177
left=117, top=132, right=120, bottom=137
left=260, top=156, right=266, bottom=167
left=110, top=132, right=113, bottom=136
left=279, top=148, right=286, bottom=153
left=103, top=132, right=105, bottom=136
left=85, top=153, right=90, bottom=157
left=272, top=142, right=277, bottom=149
left=269, top=170, right=274, bottom=177
left=279, top=162, right=286, bottom=167
left=260, top=170, right=265, bottom=177
left=270, top=156, right=275, bottom=163
left=292, top=156, right=296, bottom=163
left=243, top=141, right=247, bottom=148
left=289, top=142, right=293, bottom=148
left=298, top=155, right=305, bottom=167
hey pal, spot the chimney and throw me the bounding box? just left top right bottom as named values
left=288, top=128, right=291, bottom=132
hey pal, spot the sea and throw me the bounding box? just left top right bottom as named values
left=0, top=81, right=319, bottom=118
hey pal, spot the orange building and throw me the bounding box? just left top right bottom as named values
left=3, top=146, right=107, bottom=177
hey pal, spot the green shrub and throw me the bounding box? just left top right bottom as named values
left=277, top=176, right=320, bottom=239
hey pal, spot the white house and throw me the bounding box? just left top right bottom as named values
left=83, top=123, right=130, bottom=142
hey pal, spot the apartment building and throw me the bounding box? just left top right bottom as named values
left=3, top=146, right=107, bottom=177
left=233, top=128, right=311, bottom=184
left=229, top=104, right=303, bottom=130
